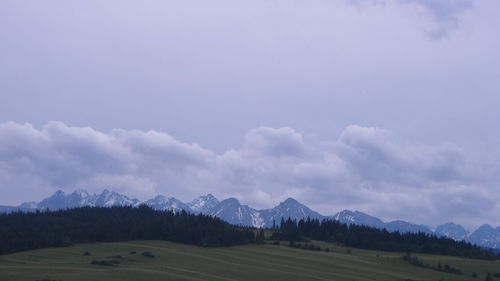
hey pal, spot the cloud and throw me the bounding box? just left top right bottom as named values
left=0, top=121, right=498, bottom=229
left=242, top=127, right=308, bottom=157
left=349, top=0, right=474, bottom=38
left=337, top=125, right=466, bottom=184
left=403, top=0, right=473, bottom=22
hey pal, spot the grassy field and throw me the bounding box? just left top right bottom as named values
left=1, top=240, right=499, bottom=281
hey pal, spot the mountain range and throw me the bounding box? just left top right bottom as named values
left=1, top=189, right=499, bottom=249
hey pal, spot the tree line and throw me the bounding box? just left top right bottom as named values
left=0, top=205, right=256, bottom=255
left=270, top=218, right=499, bottom=260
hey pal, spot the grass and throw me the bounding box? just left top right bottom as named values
left=1, top=240, right=499, bottom=281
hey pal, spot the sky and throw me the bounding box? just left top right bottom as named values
left=1, top=0, right=500, bottom=230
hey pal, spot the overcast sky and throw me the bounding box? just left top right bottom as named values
left=1, top=0, right=499, bottom=229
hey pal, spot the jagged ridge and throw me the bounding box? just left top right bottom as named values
left=2, top=189, right=499, bottom=249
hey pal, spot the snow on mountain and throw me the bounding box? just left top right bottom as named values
left=331, top=211, right=431, bottom=235
left=467, top=224, right=500, bottom=249
left=36, top=189, right=140, bottom=209
left=259, top=198, right=325, bottom=228
left=87, top=189, right=140, bottom=207
left=208, top=198, right=260, bottom=226
left=3, top=188, right=500, bottom=249
left=37, top=190, right=75, bottom=209
left=187, top=194, right=219, bottom=213
left=18, top=201, right=38, bottom=209
left=332, top=210, right=385, bottom=229
left=435, top=222, right=469, bottom=241
left=145, top=195, right=189, bottom=212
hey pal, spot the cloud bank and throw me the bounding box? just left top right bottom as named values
left=1, top=121, right=498, bottom=229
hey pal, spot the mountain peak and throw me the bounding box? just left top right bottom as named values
left=477, top=224, right=494, bottom=231
left=333, top=210, right=385, bottom=229
left=101, top=189, right=111, bottom=195
left=468, top=224, right=500, bottom=249
left=187, top=194, right=219, bottom=213
left=145, top=195, right=188, bottom=212
left=282, top=197, right=300, bottom=205
left=71, top=189, right=90, bottom=197
left=53, top=189, right=66, bottom=196
left=435, top=222, right=469, bottom=241
left=222, top=197, right=240, bottom=205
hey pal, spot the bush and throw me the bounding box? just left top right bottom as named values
left=437, top=263, right=461, bottom=274
left=90, top=260, right=115, bottom=266
left=129, top=251, right=136, bottom=254
left=142, top=251, right=155, bottom=258
left=83, top=251, right=91, bottom=256
left=401, top=253, right=424, bottom=267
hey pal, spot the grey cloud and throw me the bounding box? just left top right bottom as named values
left=403, top=0, right=473, bottom=21
left=1, top=121, right=497, bottom=229
left=350, top=0, right=474, bottom=37
left=404, top=0, right=474, bottom=38
left=242, top=127, right=308, bottom=157
left=337, top=125, right=466, bottom=184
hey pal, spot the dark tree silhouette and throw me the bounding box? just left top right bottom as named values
left=271, top=217, right=498, bottom=260
left=0, top=205, right=256, bottom=254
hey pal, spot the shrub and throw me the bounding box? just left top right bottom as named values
left=83, top=251, right=91, bottom=256
left=90, top=260, right=115, bottom=266
left=142, top=251, right=155, bottom=258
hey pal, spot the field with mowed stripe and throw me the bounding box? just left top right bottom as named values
left=1, top=240, right=499, bottom=281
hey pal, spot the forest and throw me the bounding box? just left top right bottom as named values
left=0, top=205, right=256, bottom=255
left=2, top=206, right=498, bottom=261
left=270, top=218, right=499, bottom=260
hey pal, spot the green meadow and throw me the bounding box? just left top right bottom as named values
left=0, top=240, right=499, bottom=281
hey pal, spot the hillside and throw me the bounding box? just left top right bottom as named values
left=1, top=240, right=500, bottom=281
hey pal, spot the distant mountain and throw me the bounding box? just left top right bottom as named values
left=187, top=194, right=219, bottom=213
left=0, top=205, right=33, bottom=213
left=208, top=198, right=262, bottom=227
left=384, top=220, right=432, bottom=234
left=37, top=189, right=140, bottom=209
left=467, top=224, right=500, bottom=249
left=331, top=210, right=432, bottom=234
left=435, top=222, right=469, bottom=241
left=332, top=210, right=385, bottom=229
left=2, top=188, right=500, bottom=249
left=92, top=189, right=141, bottom=207
left=144, top=195, right=189, bottom=212
left=259, top=198, right=325, bottom=228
